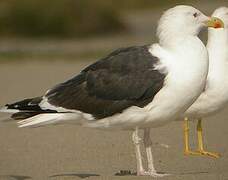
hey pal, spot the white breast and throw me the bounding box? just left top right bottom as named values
left=185, top=29, right=228, bottom=118
left=143, top=37, right=209, bottom=127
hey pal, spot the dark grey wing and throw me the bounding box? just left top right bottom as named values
left=3, top=97, right=57, bottom=120
left=46, top=45, right=167, bottom=119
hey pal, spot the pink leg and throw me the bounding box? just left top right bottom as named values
left=142, top=128, right=170, bottom=177
left=132, top=127, right=146, bottom=175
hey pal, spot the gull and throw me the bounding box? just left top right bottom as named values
left=0, top=5, right=223, bottom=177
left=183, top=7, right=227, bottom=159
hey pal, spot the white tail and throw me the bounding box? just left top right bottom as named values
left=0, top=106, right=20, bottom=113
left=18, top=113, right=83, bottom=128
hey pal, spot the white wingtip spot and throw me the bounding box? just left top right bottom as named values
left=0, top=106, right=20, bottom=113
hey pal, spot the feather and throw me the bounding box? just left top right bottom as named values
left=18, top=113, right=82, bottom=128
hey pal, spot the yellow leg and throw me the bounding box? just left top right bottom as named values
left=196, top=119, right=220, bottom=158
left=184, top=117, right=190, bottom=153
left=197, top=118, right=204, bottom=151
left=184, top=118, right=220, bottom=158
left=184, top=117, right=202, bottom=156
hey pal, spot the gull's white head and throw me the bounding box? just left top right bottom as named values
left=157, top=5, right=224, bottom=46
left=212, top=7, right=228, bottom=28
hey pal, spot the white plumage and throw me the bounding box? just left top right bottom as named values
left=185, top=7, right=228, bottom=118
left=181, top=7, right=228, bottom=158
left=0, top=5, right=224, bottom=177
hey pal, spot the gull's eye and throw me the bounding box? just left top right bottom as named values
left=193, top=12, right=199, bottom=18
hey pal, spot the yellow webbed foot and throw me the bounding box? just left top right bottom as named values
left=183, top=118, right=220, bottom=159
left=184, top=149, right=220, bottom=158
left=197, top=150, right=220, bottom=158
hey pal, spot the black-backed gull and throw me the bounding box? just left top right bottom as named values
left=0, top=5, right=224, bottom=177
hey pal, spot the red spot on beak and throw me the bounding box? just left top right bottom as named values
left=214, top=22, right=222, bottom=28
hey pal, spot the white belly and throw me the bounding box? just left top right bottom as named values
left=184, top=83, right=228, bottom=119
left=145, top=40, right=208, bottom=126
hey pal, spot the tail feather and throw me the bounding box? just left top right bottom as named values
left=0, top=97, right=57, bottom=120
left=18, top=114, right=63, bottom=127
left=1, top=97, right=82, bottom=127
left=0, top=106, right=20, bottom=113
left=17, top=113, right=81, bottom=128
left=5, top=97, right=43, bottom=112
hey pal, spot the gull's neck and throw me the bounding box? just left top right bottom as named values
left=206, top=28, right=228, bottom=87
left=158, top=32, right=200, bottom=49
left=207, top=28, right=228, bottom=50
left=157, top=20, right=201, bottom=49
left=207, top=28, right=228, bottom=66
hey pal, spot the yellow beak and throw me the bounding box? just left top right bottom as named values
left=205, top=17, right=224, bottom=28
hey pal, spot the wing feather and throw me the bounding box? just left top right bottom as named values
left=45, top=45, right=167, bottom=119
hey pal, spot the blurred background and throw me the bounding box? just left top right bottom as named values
left=0, top=0, right=227, bottom=62
left=0, top=1, right=228, bottom=179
